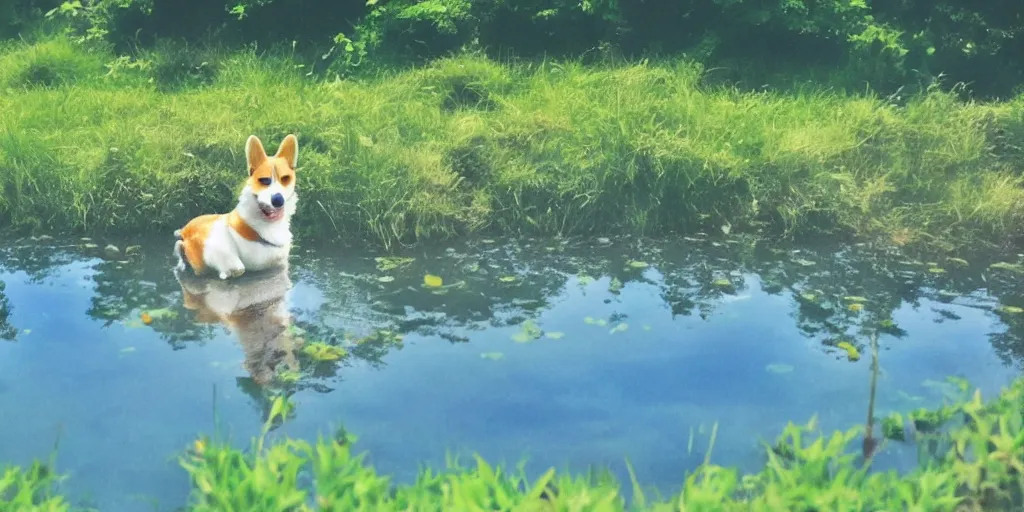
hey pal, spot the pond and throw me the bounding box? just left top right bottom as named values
left=1, top=233, right=1023, bottom=511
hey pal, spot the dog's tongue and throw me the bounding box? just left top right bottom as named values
left=262, top=205, right=283, bottom=221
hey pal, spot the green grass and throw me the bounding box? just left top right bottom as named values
left=4, top=375, right=1023, bottom=511
left=2, top=35, right=1024, bottom=250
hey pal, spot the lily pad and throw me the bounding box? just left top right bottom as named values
left=498, top=276, right=517, bottom=283
left=627, top=260, right=649, bottom=269
left=545, top=331, right=565, bottom=340
left=377, top=276, right=395, bottom=283
left=927, top=267, right=946, bottom=274
left=848, top=303, right=864, bottom=312
left=712, top=278, right=732, bottom=288
left=480, top=352, right=505, bottom=360
left=843, top=296, right=869, bottom=303
left=793, top=258, right=816, bottom=267
left=609, top=323, right=629, bottom=334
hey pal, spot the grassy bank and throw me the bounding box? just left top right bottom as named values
left=3, top=376, right=1022, bottom=510
left=2, top=36, right=1024, bottom=250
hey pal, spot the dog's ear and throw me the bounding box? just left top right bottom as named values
left=245, top=135, right=268, bottom=176
left=274, top=134, right=298, bottom=170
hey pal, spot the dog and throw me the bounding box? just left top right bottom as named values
left=174, top=262, right=300, bottom=386
left=174, top=134, right=300, bottom=280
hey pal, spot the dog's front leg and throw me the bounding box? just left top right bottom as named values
left=209, top=250, right=246, bottom=280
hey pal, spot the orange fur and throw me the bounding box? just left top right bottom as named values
left=174, top=134, right=299, bottom=278
left=178, top=214, right=220, bottom=275
left=246, top=135, right=297, bottom=193
left=227, top=210, right=263, bottom=243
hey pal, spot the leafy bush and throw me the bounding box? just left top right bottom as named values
left=16, top=0, right=1022, bottom=97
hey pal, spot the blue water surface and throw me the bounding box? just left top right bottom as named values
left=0, top=234, right=1021, bottom=511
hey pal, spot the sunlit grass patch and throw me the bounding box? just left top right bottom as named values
left=2, top=38, right=1024, bottom=250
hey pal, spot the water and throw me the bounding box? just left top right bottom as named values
left=1, top=233, right=1023, bottom=511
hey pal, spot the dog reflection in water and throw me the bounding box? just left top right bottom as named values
left=173, top=262, right=300, bottom=386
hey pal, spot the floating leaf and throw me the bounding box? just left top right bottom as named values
left=499, top=276, right=517, bottom=283
left=843, top=296, right=868, bottom=303
left=848, top=303, right=864, bottom=312
left=609, top=277, right=623, bottom=294
left=511, top=320, right=542, bottom=343
left=377, top=275, right=395, bottom=283
left=375, top=256, right=414, bottom=271
left=577, top=274, right=595, bottom=286
left=303, top=342, right=347, bottom=361
left=712, top=278, right=732, bottom=288
left=545, top=331, right=565, bottom=340
left=928, top=267, right=946, bottom=274
left=765, top=363, right=794, bottom=374
left=584, top=316, right=597, bottom=325
left=836, top=341, right=861, bottom=361
left=627, top=260, right=649, bottom=269
left=145, top=308, right=178, bottom=320
left=946, top=257, right=969, bottom=267
left=423, top=274, right=443, bottom=288
left=989, top=261, right=1024, bottom=273
left=799, top=293, right=817, bottom=302
left=879, top=319, right=896, bottom=328
left=276, top=370, right=301, bottom=384
left=140, top=312, right=152, bottom=325
left=480, top=352, right=504, bottom=360
left=996, top=305, right=1024, bottom=314
left=793, top=258, right=816, bottom=267
left=609, top=323, right=629, bottom=334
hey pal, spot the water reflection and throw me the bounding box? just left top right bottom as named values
left=0, top=233, right=1023, bottom=511
left=174, top=263, right=299, bottom=386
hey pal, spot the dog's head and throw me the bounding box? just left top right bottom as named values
left=243, top=134, right=299, bottom=223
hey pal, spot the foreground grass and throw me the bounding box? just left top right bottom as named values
left=3, top=375, right=1022, bottom=510
left=2, top=36, right=1024, bottom=250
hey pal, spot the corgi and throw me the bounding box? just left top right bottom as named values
left=174, top=134, right=300, bottom=280
left=174, top=261, right=300, bottom=386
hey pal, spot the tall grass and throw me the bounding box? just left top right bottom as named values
left=1, top=36, right=1023, bottom=250
left=4, top=375, right=1024, bottom=510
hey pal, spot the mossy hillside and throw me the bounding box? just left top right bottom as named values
left=2, top=37, right=1024, bottom=250
left=4, top=376, right=1023, bottom=511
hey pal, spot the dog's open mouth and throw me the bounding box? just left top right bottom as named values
left=259, top=203, right=284, bottom=221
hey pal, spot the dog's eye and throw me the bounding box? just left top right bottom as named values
left=280, top=175, right=291, bottom=185
left=258, top=177, right=272, bottom=186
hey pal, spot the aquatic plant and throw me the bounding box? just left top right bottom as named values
left=3, top=373, right=1022, bottom=510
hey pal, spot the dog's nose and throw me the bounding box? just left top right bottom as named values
left=271, top=193, right=284, bottom=208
